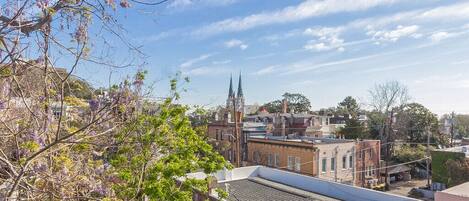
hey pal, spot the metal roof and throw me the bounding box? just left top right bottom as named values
left=218, top=177, right=339, bottom=201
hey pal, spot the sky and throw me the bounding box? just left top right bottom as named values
left=77, top=0, right=469, bottom=115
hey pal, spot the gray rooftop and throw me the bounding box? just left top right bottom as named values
left=219, top=177, right=340, bottom=201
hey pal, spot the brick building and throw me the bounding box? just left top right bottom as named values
left=247, top=136, right=358, bottom=184
left=247, top=136, right=382, bottom=187
left=207, top=74, right=254, bottom=166
left=355, top=140, right=381, bottom=187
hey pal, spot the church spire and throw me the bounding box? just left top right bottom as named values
left=237, top=73, right=243, bottom=97
left=228, top=74, right=234, bottom=98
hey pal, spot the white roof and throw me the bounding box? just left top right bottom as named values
left=186, top=166, right=417, bottom=201
left=441, top=182, right=469, bottom=197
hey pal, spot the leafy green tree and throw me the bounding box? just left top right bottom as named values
left=188, top=105, right=217, bottom=138
left=367, top=110, right=386, bottom=139
left=395, top=103, right=439, bottom=144
left=337, top=96, right=360, bottom=118
left=445, top=159, right=469, bottom=187
left=110, top=98, right=229, bottom=200
left=262, top=92, right=311, bottom=113
left=393, top=144, right=426, bottom=163
left=337, top=96, right=367, bottom=139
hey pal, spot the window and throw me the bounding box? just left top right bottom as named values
left=274, top=154, right=280, bottom=167
left=349, top=155, right=353, bottom=169
left=287, top=156, right=295, bottom=170
left=371, top=166, right=375, bottom=175
left=294, top=157, right=301, bottom=171
left=322, top=158, right=327, bottom=173
left=267, top=154, right=273, bottom=166
left=215, top=129, right=219, bottom=140
left=369, top=150, right=373, bottom=158
left=331, top=157, right=336, bottom=172
left=342, top=156, right=347, bottom=169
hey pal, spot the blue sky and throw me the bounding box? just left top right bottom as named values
left=78, top=0, right=469, bottom=115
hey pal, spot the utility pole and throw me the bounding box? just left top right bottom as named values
left=362, top=148, right=366, bottom=187
left=384, top=110, right=394, bottom=191
left=232, top=98, right=240, bottom=168
left=450, top=112, right=455, bottom=147
left=426, top=127, right=431, bottom=188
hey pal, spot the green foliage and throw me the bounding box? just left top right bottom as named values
left=109, top=100, right=229, bottom=200
left=445, top=159, right=469, bottom=187
left=393, top=144, right=426, bottom=163
left=336, top=96, right=367, bottom=139
left=262, top=92, right=311, bottom=113
left=431, top=150, right=466, bottom=187
left=339, top=118, right=367, bottom=139
left=395, top=103, right=439, bottom=143
left=337, top=96, right=360, bottom=118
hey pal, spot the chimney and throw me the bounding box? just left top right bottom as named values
left=282, top=99, right=288, bottom=113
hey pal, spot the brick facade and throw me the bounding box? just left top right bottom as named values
left=247, top=138, right=317, bottom=176
left=355, top=140, right=381, bottom=187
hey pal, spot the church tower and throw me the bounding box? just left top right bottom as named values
left=236, top=73, right=245, bottom=115
left=225, top=73, right=245, bottom=122
left=226, top=74, right=235, bottom=109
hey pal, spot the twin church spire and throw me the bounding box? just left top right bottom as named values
left=226, top=73, right=245, bottom=114
left=227, top=73, right=244, bottom=99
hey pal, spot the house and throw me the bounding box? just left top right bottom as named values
left=246, top=135, right=358, bottom=185
left=355, top=140, right=381, bottom=188
left=207, top=74, right=247, bottom=165
left=185, top=166, right=417, bottom=201
left=435, top=182, right=469, bottom=201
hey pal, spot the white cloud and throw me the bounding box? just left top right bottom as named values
left=253, top=65, right=279, bottom=75
left=303, top=27, right=345, bottom=52
left=224, top=39, right=248, bottom=50
left=283, top=49, right=402, bottom=75
left=193, top=0, right=399, bottom=37
left=212, top=60, right=232, bottom=65
left=367, top=25, right=419, bottom=42
left=413, top=74, right=469, bottom=89
left=179, top=54, right=214, bottom=69
left=429, top=31, right=450, bottom=42
left=351, top=2, right=469, bottom=30
left=184, top=66, right=231, bottom=76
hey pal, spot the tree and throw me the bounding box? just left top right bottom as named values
left=110, top=99, right=229, bottom=200
left=368, top=81, right=410, bottom=189
left=337, top=96, right=360, bottom=118
left=188, top=105, right=216, bottom=137
left=262, top=92, right=311, bottom=113
left=337, top=96, right=367, bottom=139
left=0, top=0, right=228, bottom=199
left=445, top=159, right=469, bottom=187
left=394, top=103, right=439, bottom=144
left=394, top=144, right=426, bottom=163
left=262, top=100, right=283, bottom=113
left=368, top=81, right=410, bottom=141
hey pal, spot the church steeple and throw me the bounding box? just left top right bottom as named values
left=228, top=74, right=234, bottom=98
left=237, top=73, right=243, bottom=98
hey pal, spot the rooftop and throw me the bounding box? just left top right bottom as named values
left=436, top=182, right=469, bottom=200
left=186, top=166, right=417, bottom=201
left=220, top=177, right=338, bottom=201
left=438, top=145, right=469, bottom=157
left=249, top=135, right=354, bottom=145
